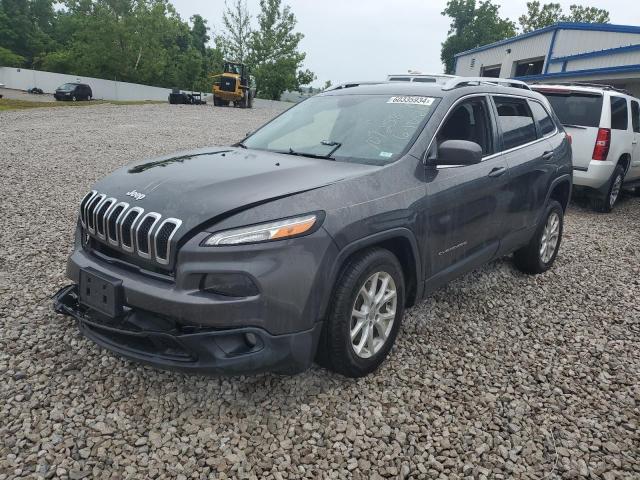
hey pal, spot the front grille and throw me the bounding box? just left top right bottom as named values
left=221, top=76, right=236, bottom=92
left=78, top=191, right=182, bottom=266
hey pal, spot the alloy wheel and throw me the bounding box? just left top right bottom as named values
left=539, top=212, right=560, bottom=264
left=610, top=174, right=623, bottom=207
left=350, top=271, right=397, bottom=359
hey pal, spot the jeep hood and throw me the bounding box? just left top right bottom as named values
left=92, top=146, right=377, bottom=234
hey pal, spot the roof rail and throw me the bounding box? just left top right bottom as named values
left=326, top=81, right=386, bottom=91
left=442, top=77, right=532, bottom=91
left=531, top=81, right=632, bottom=95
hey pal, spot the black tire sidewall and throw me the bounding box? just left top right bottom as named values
left=327, top=249, right=405, bottom=376
left=606, top=166, right=625, bottom=209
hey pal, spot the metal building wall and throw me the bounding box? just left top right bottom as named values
left=552, top=29, right=640, bottom=57
left=455, top=32, right=553, bottom=77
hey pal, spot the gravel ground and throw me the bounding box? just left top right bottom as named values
left=1, top=103, right=639, bottom=479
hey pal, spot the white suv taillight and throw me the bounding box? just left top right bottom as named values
left=592, top=128, right=611, bottom=161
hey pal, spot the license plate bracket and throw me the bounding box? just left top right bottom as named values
left=78, top=268, right=124, bottom=318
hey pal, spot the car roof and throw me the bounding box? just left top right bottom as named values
left=319, top=81, right=541, bottom=99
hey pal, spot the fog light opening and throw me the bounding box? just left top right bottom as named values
left=244, top=332, right=258, bottom=348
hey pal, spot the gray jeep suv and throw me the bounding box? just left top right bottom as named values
left=54, top=78, right=572, bottom=377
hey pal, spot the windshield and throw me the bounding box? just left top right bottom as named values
left=58, top=83, right=77, bottom=91
left=243, top=94, right=439, bottom=165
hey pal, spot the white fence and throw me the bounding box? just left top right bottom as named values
left=0, top=67, right=198, bottom=101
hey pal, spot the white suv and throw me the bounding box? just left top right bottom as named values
left=533, top=84, right=640, bottom=212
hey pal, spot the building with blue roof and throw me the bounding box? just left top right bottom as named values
left=454, top=22, right=640, bottom=96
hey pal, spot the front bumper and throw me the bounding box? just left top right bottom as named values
left=55, top=225, right=337, bottom=374
left=54, top=285, right=323, bottom=375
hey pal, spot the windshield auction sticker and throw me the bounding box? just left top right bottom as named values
left=387, top=96, right=434, bottom=106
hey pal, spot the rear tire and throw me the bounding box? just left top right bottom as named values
left=592, top=165, right=624, bottom=213
left=513, top=200, right=563, bottom=274
left=316, top=248, right=405, bottom=378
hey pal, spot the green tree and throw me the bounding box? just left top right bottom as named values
left=0, top=45, right=25, bottom=67
left=323, top=80, right=332, bottom=90
left=518, top=2, right=563, bottom=33
left=190, top=14, right=210, bottom=55
left=441, top=0, right=516, bottom=74
left=0, top=0, right=56, bottom=67
left=565, top=5, right=609, bottom=23
left=518, top=1, right=609, bottom=32
left=248, top=0, right=314, bottom=100
left=221, top=0, right=252, bottom=63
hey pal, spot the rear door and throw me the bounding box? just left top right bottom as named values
left=629, top=99, right=640, bottom=181
left=491, top=95, right=556, bottom=233
left=536, top=89, right=603, bottom=171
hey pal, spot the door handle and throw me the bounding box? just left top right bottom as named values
left=542, top=151, right=555, bottom=160
left=632, top=140, right=638, bottom=145
left=488, top=166, right=507, bottom=177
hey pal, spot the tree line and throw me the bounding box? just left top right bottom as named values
left=441, top=0, right=610, bottom=74
left=0, top=0, right=315, bottom=100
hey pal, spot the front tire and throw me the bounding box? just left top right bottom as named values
left=513, top=199, right=563, bottom=274
left=316, top=248, right=405, bottom=377
left=593, top=164, right=624, bottom=213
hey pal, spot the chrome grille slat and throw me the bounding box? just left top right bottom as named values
left=136, top=212, right=161, bottom=259
left=78, top=191, right=182, bottom=266
left=155, top=218, right=182, bottom=265
left=95, top=197, right=116, bottom=240
left=107, top=202, right=129, bottom=246
left=86, top=194, right=105, bottom=234
left=80, top=190, right=97, bottom=227
left=119, top=207, right=144, bottom=252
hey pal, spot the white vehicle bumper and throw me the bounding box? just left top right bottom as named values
left=573, top=160, right=615, bottom=190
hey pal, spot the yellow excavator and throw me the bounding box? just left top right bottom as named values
left=211, top=61, right=254, bottom=108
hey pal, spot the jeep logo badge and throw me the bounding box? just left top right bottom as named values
left=126, top=190, right=146, bottom=201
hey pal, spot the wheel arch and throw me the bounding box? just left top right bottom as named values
left=549, top=176, right=572, bottom=212
left=617, top=153, right=631, bottom=175
left=320, top=228, right=423, bottom=320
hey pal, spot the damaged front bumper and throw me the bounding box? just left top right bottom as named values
left=53, top=284, right=322, bottom=375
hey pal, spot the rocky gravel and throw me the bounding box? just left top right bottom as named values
left=1, top=102, right=639, bottom=479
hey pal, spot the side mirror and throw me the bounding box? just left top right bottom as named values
left=430, top=140, right=483, bottom=166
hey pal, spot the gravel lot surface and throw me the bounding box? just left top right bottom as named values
left=1, top=103, right=639, bottom=479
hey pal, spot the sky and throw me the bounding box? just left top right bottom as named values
left=171, top=0, right=640, bottom=87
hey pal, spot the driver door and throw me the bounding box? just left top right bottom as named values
left=424, top=95, right=511, bottom=291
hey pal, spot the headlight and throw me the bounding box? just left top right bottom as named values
left=203, top=214, right=320, bottom=246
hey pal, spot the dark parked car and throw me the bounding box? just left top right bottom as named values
left=54, top=78, right=572, bottom=377
left=54, top=83, right=92, bottom=101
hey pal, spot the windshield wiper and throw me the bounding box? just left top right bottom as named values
left=235, top=141, right=248, bottom=148
left=285, top=140, right=342, bottom=160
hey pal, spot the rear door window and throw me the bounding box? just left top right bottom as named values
left=529, top=101, right=556, bottom=137
left=537, top=91, right=603, bottom=128
left=610, top=96, right=628, bottom=130
left=630, top=100, right=640, bottom=133
left=493, top=96, right=537, bottom=150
